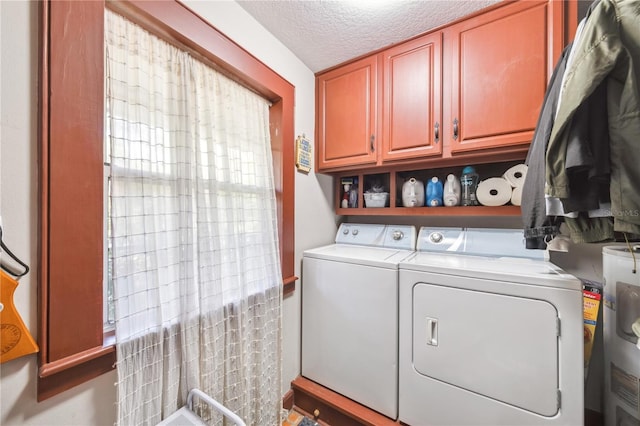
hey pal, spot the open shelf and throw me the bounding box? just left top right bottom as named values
left=336, top=205, right=522, bottom=216
left=335, top=160, right=524, bottom=217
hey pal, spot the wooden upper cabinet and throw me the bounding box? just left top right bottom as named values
left=445, top=0, right=564, bottom=154
left=316, top=0, right=571, bottom=174
left=381, top=32, right=442, bottom=162
left=317, top=55, right=378, bottom=170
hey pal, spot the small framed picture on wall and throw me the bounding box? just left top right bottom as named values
left=295, top=134, right=312, bottom=173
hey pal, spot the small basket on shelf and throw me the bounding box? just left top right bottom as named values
left=364, top=192, right=389, bottom=208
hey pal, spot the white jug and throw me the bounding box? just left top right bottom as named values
left=443, top=174, right=461, bottom=207
left=402, top=178, right=425, bottom=207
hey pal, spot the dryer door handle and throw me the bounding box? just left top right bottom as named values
left=426, top=317, right=438, bottom=346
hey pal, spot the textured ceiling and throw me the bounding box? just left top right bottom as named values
left=237, top=0, right=501, bottom=73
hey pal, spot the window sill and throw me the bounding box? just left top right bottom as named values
left=38, top=341, right=116, bottom=402
left=37, top=274, right=296, bottom=401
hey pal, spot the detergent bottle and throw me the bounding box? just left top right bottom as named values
left=460, top=166, right=479, bottom=206
left=443, top=174, right=461, bottom=206
left=401, top=178, right=425, bottom=207
left=426, top=177, right=444, bottom=207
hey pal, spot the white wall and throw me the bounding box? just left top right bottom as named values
left=0, top=1, right=334, bottom=424
left=0, top=2, right=118, bottom=425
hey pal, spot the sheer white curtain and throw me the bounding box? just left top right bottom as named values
left=105, top=10, right=282, bottom=426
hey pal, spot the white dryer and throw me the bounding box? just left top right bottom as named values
left=302, top=223, right=416, bottom=420
left=398, top=227, right=584, bottom=425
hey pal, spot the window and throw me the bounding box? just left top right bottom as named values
left=39, top=0, right=296, bottom=401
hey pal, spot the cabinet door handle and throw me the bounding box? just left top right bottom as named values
left=370, top=135, right=375, bottom=152
left=453, top=118, right=459, bottom=141
left=434, top=122, right=440, bottom=144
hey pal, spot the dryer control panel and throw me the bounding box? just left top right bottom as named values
left=416, top=227, right=545, bottom=260
left=416, top=227, right=464, bottom=253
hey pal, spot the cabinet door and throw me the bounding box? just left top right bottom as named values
left=382, top=32, right=442, bottom=162
left=446, top=0, right=563, bottom=153
left=317, top=56, right=378, bottom=170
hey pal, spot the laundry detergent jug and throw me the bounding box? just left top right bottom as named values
left=443, top=174, right=461, bottom=206
left=426, top=177, right=443, bottom=207
left=402, top=178, right=425, bottom=207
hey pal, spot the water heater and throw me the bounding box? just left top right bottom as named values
left=603, top=246, right=640, bottom=426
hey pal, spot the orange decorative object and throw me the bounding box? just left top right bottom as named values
left=1, top=270, right=38, bottom=363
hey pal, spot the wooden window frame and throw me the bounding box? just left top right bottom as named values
left=38, top=0, right=296, bottom=401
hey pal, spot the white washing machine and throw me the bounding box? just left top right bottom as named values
left=398, top=227, right=584, bottom=425
left=302, top=223, right=416, bottom=420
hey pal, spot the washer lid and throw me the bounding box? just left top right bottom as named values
left=304, top=244, right=414, bottom=268
left=401, top=252, right=581, bottom=290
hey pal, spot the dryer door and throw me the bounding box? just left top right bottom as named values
left=413, top=283, right=560, bottom=416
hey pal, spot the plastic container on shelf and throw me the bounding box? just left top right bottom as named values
left=364, top=192, right=389, bottom=208
left=401, top=178, right=425, bottom=207
left=341, top=192, right=349, bottom=208
left=349, top=179, right=359, bottom=208
left=426, top=177, right=444, bottom=207
left=460, top=166, right=480, bottom=206
left=443, top=174, right=461, bottom=206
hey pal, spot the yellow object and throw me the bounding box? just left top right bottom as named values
left=282, top=410, right=304, bottom=426
left=582, top=281, right=601, bottom=377
left=1, top=270, right=38, bottom=363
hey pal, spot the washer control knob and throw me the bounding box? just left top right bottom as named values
left=430, top=232, right=443, bottom=243
left=352, top=229, right=359, bottom=236
left=343, top=228, right=349, bottom=235
left=393, top=230, right=404, bottom=240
